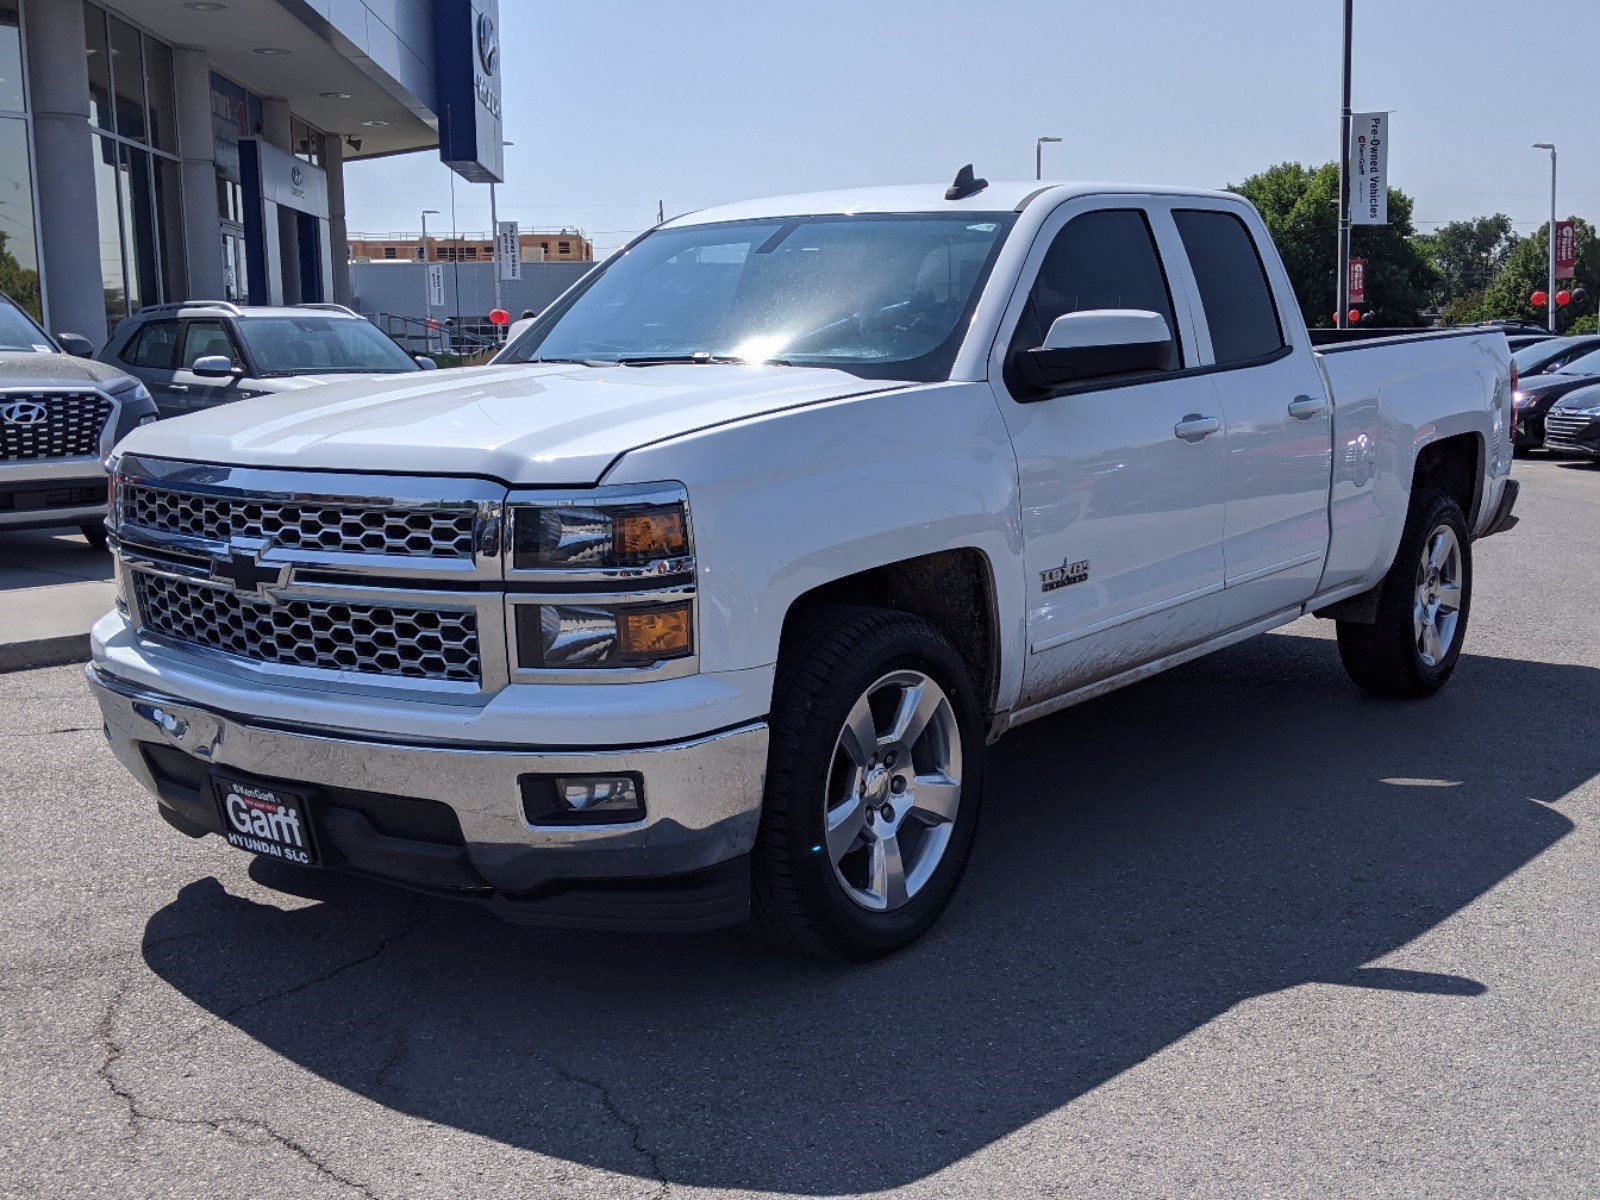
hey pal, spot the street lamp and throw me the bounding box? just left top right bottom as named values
left=420, top=208, right=440, bottom=351
left=1035, top=135, right=1062, bottom=181
left=1533, top=143, right=1557, bottom=332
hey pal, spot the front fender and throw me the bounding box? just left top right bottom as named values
left=604, top=382, right=1026, bottom=713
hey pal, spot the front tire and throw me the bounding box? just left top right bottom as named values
left=1336, top=489, right=1471, bottom=697
left=753, top=608, right=985, bottom=960
left=79, top=522, right=109, bottom=552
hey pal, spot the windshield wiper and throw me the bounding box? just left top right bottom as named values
left=521, top=356, right=608, bottom=366
left=612, top=352, right=795, bottom=367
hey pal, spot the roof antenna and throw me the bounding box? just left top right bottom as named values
left=945, top=164, right=988, bottom=201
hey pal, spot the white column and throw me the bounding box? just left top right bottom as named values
left=323, top=134, right=352, bottom=306
left=23, top=0, right=106, bottom=343
left=171, top=46, right=223, bottom=299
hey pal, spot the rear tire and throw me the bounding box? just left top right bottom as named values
left=1336, top=489, right=1471, bottom=697
left=752, top=607, right=985, bottom=960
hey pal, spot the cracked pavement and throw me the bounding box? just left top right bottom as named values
left=2, top=458, right=1597, bottom=1199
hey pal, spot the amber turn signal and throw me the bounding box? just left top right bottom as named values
left=614, top=509, right=688, bottom=560
left=617, top=603, right=693, bottom=658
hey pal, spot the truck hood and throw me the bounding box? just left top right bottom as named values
left=113, top=362, right=907, bottom=484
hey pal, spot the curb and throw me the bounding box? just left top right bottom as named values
left=0, top=634, right=90, bottom=674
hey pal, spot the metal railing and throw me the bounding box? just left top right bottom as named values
left=375, top=313, right=502, bottom=358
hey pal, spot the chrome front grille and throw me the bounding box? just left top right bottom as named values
left=122, top=484, right=478, bottom=558
left=1544, top=413, right=1593, bottom=448
left=0, top=391, right=113, bottom=461
left=134, top=572, right=482, bottom=683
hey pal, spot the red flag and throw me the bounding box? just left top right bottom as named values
left=1555, top=221, right=1577, bottom=281
left=1349, top=257, right=1367, bottom=304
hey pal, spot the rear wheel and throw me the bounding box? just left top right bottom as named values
left=753, top=608, right=984, bottom=960
left=1336, top=489, right=1471, bottom=697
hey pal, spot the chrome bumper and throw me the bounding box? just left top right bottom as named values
left=87, top=664, right=769, bottom=896
left=0, top=456, right=107, bottom=529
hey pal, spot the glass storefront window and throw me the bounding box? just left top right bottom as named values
left=154, top=157, right=185, bottom=299
left=0, top=117, right=41, bottom=318
left=83, top=3, right=113, bottom=134
left=92, top=135, right=127, bottom=327
left=0, top=2, right=23, bottom=113
left=118, top=143, right=156, bottom=315
left=144, top=39, right=176, bottom=154
left=107, top=14, right=147, bottom=143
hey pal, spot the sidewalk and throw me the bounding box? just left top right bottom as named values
left=0, top=529, right=116, bottom=673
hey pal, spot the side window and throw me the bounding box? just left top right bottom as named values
left=1008, top=208, right=1182, bottom=373
left=181, top=320, right=240, bottom=368
left=1172, top=210, right=1285, bottom=366
left=122, top=321, right=180, bottom=369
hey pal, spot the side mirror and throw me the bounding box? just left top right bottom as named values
left=56, top=332, right=96, bottom=358
left=1019, top=309, right=1175, bottom=391
left=413, top=355, right=438, bottom=370
left=191, top=355, right=237, bottom=377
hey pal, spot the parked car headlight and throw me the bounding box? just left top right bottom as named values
left=514, top=601, right=694, bottom=669
left=511, top=500, right=690, bottom=570
left=1512, top=390, right=1529, bottom=407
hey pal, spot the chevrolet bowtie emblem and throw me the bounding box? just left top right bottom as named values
left=209, top=548, right=291, bottom=601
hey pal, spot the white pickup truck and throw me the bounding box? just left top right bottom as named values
left=89, top=174, right=1520, bottom=958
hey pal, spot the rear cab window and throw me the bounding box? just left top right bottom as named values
left=1172, top=209, right=1286, bottom=366
left=122, top=321, right=181, bottom=369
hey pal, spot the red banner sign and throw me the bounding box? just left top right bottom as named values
left=1349, top=257, right=1367, bottom=304
left=1555, top=221, right=1577, bottom=280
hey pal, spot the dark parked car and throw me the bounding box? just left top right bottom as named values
left=0, top=290, right=156, bottom=548
left=99, top=301, right=432, bottom=419
left=1544, top=382, right=1600, bottom=461
left=1513, top=345, right=1600, bottom=451
left=1510, top=334, right=1600, bottom=379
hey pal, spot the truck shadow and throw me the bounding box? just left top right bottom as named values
left=140, top=630, right=1586, bottom=1194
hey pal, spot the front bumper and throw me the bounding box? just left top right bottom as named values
left=88, top=664, right=770, bottom=930
left=0, top=457, right=107, bottom=531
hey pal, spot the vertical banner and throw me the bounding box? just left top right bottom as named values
left=1350, top=112, right=1389, bottom=225
left=1555, top=220, right=1577, bottom=280
left=497, top=220, right=522, bottom=280
left=1349, top=257, right=1366, bottom=304
left=427, top=263, right=446, bottom=307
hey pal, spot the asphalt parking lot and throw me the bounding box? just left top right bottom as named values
left=2, top=456, right=1596, bottom=1200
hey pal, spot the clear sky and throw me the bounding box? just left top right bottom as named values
left=345, top=0, right=1599, bottom=258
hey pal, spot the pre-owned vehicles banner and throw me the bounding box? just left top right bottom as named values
left=1349, top=257, right=1366, bottom=304
left=1350, top=112, right=1389, bottom=225
left=497, top=221, right=522, bottom=281
left=1556, top=221, right=1577, bottom=280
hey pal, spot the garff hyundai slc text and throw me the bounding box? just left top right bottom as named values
left=87, top=174, right=1517, bottom=958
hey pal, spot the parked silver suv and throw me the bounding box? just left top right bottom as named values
left=99, top=302, right=433, bottom=419
left=0, top=290, right=155, bottom=549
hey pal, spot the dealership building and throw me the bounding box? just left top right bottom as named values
left=0, top=0, right=502, bottom=347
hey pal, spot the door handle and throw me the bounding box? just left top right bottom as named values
left=1173, top=414, right=1222, bottom=441
left=168, top=384, right=189, bottom=392
left=1288, top=394, right=1327, bottom=420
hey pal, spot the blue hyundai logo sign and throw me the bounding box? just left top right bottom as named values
left=477, top=13, right=498, bottom=75
left=290, top=165, right=304, bottom=188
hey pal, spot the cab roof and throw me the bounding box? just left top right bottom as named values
left=664, top=180, right=1245, bottom=227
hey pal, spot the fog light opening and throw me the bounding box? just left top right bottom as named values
left=520, top=772, right=646, bottom=826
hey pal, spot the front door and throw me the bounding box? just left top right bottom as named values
left=990, top=203, right=1228, bottom=709
left=169, top=319, right=248, bottom=413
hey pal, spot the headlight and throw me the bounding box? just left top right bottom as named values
left=511, top=501, right=689, bottom=571
left=1512, top=390, right=1528, bottom=406
left=514, top=601, right=694, bottom=668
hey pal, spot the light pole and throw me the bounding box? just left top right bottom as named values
left=1335, top=0, right=1353, bottom=329
left=1035, top=135, right=1062, bottom=181
left=420, top=208, right=440, bottom=351
left=489, top=141, right=514, bottom=340
left=1533, top=143, right=1556, bottom=332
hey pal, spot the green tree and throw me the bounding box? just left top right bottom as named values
left=1472, top=218, right=1597, bottom=332
left=0, top=228, right=42, bottom=320
left=1414, top=215, right=1519, bottom=307
left=1229, top=161, right=1438, bottom=328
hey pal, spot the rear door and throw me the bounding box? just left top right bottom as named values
left=1168, top=206, right=1332, bottom=630
left=988, top=200, right=1227, bottom=708
left=117, top=320, right=183, bottom=414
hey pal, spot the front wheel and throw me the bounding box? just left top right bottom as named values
left=753, top=608, right=984, bottom=960
left=1336, top=489, right=1471, bottom=697
left=79, top=522, right=109, bottom=552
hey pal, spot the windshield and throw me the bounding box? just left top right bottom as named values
left=233, top=315, right=418, bottom=376
left=0, top=293, right=55, bottom=354
left=1555, top=347, right=1600, bottom=377
left=501, top=212, right=1017, bottom=381
left=1510, top=340, right=1576, bottom=373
